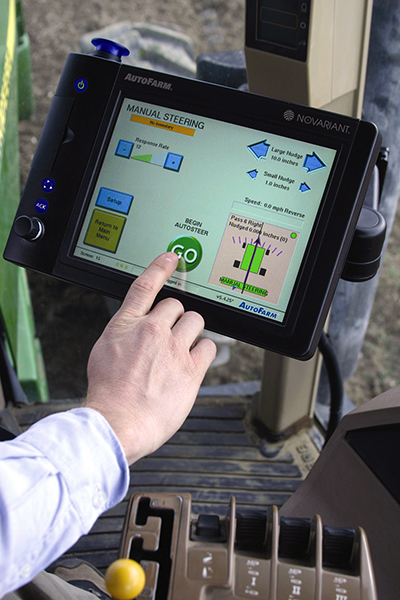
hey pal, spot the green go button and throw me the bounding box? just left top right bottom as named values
left=167, top=236, right=203, bottom=272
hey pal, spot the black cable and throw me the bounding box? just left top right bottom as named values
left=318, top=332, right=344, bottom=445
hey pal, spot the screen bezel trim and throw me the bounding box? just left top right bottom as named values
left=53, top=66, right=379, bottom=359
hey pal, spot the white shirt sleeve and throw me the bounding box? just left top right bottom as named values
left=0, top=407, right=130, bottom=597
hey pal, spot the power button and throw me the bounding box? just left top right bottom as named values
left=74, top=78, right=88, bottom=93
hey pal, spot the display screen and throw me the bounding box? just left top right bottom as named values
left=257, top=0, right=299, bottom=48
left=73, top=97, right=337, bottom=324
left=246, top=0, right=311, bottom=61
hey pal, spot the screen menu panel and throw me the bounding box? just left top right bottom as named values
left=73, top=97, right=336, bottom=323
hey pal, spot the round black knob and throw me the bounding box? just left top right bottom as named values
left=341, top=206, right=387, bottom=282
left=91, top=38, right=130, bottom=62
left=14, top=215, right=44, bottom=241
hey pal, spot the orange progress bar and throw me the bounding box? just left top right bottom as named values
left=130, top=114, right=195, bottom=136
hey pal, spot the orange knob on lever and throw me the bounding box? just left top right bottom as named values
left=105, top=558, right=146, bottom=600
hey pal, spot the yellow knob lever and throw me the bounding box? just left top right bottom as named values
left=105, top=558, right=146, bottom=600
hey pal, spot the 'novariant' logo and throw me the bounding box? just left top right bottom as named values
left=283, top=109, right=351, bottom=134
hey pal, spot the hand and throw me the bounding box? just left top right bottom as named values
left=84, top=252, right=216, bottom=464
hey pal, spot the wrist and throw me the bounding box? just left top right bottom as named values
left=83, top=397, right=148, bottom=465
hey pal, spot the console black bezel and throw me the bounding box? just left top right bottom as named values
left=4, top=57, right=381, bottom=359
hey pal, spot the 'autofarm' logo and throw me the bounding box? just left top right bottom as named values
left=239, top=301, right=277, bottom=320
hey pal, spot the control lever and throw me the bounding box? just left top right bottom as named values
left=322, top=526, right=356, bottom=571
left=105, top=558, right=145, bottom=600
left=191, top=513, right=226, bottom=542
left=235, top=508, right=268, bottom=551
left=278, top=516, right=312, bottom=560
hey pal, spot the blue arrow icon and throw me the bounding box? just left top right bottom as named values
left=247, top=169, right=258, bottom=179
left=248, top=140, right=270, bottom=160
left=299, top=182, right=310, bottom=192
left=303, top=152, right=326, bottom=173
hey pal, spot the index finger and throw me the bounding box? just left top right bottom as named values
left=119, top=252, right=179, bottom=318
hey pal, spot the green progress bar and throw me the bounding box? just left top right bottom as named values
left=240, top=244, right=265, bottom=274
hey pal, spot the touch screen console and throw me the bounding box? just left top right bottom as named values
left=4, top=40, right=381, bottom=359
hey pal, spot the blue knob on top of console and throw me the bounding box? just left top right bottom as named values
left=91, top=38, right=130, bottom=62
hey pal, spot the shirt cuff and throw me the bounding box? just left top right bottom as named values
left=20, top=407, right=130, bottom=525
